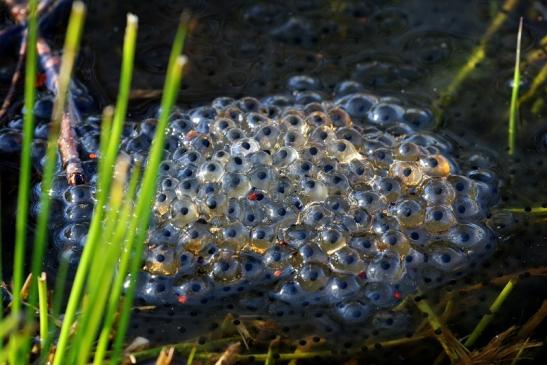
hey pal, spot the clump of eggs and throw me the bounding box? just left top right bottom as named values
left=35, top=75, right=500, bottom=329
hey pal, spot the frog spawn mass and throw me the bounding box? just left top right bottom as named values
left=42, top=81, right=500, bottom=331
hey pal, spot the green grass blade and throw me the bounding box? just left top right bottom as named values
left=39, top=3, right=87, bottom=364
left=11, top=0, right=39, bottom=314
left=54, top=15, right=137, bottom=364
left=508, top=17, right=523, bottom=156
left=74, top=157, right=130, bottom=365
left=92, top=164, right=141, bottom=365
left=38, top=273, right=48, bottom=346
left=110, top=23, right=187, bottom=361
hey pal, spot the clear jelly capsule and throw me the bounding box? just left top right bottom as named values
left=334, top=300, right=372, bottom=323
left=154, top=190, right=176, bottom=218
left=350, top=190, right=386, bottom=213
left=210, top=250, right=242, bottom=284
left=283, top=224, right=316, bottom=249
left=144, top=244, right=179, bottom=276
left=297, top=201, right=332, bottom=228
left=170, top=198, right=199, bottom=228
left=320, top=172, right=351, bottom=196
left=64, top=203, right=93, bottom=223
left=300, top=143, right=324, bottom=163
left=226, top=155, right=251, bottom=173
left=306, top=111, right=332, bottom=128
left=364, top=282, right=397, bottom=308
left=265, top=202, right=297, bottom=227
left=430, top=247, right=467, bottom=272
left=326, top=275, right=361, bottom=303
left=446, top=223, right=488, bottom=249
left=240, top=252, right=265, bottom=280
left=348, top=234, right=379, bottom=257
left=175, top=178, right=199, bottom=199
left=63, top=185, right=93, bottom=204
left=372, top=176, right=401, bottom=202
left=298, top=242, right=329, bottom=265
left=296, top=264, right=329, bottom=292
left=250, top=166, right=277, bottom=190
left=272, top=146, right=299, bottom=167
left=347, top=159, right=374, bottom=185
left=326, top=139, right=358, bottom=163
left=249, top=224, right=276, bottom=252
left=329, top=246, right=365, bottom=274
left=379, top=229, right=410, bottom=255
left=249, top=150, right=273, bottom=166
left=273, top=281, right=307, bottom=305
left=299, top=178, right=329, bottom=203
left=231, top=137, right=260, bottom=157
left=281, top=113, right=308, bottom=134
left=263, top=245, right=292, bottom=271
left=160, top=176, right=179, bottom=192
left=366, top=251, right=404, bottom=283
left=318, top=224, right=348, bottom=254
left=404, top=227, right=431, bottom=247
left=179, top=222, right=213, bottom=253
left=198, top=192, right=226, bottom=218
left=254, top=124, right=281, bottom=149
left=422, top=178, right=456, bottom=205
left=287, top=159, right=316, bottom=178
left=245, top=112, right=271, bottom=131
left=197, top=160, right=224, bottom=183
left=452, top=196, right=483, bottom=221
left=283, top=129, right=306, bottom=148
left=222, top=172, right=251, bottom=198
left=389, top=161, right=423, bottom=186
left=211, top=117, right=236, bottom=138
left=336, top=127, right=363, bottom=148
left=424, top=205, right=457, bottom=233
left=394, top=199, right=425, bottom=227
left=309, top=125, right=336, bottom=145
left=221, top=222, right=249, bottom=250
left=147, top=224, right=179, bottom=246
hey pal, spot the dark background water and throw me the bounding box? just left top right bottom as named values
left=1, top=0, right=547, bottom=363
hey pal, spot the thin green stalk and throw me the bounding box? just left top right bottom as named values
left=504, top=207, right=547, bottom=215
left=510, top=338, right=530, bottom=365
left=12, top=0, right=39, bottom=314
left=37, top=273, right=48, bottom=346
left=75, top=157, right=132, bottom=365
left=43, top=3, right=87, bottom=365
left=110, top=22, right=187, bottom=361
left=55, top=14, right=135, bottom=364
left=0, top=177, right=3, bottom=352
left=435, top=0, right=519, bottom=111
left=265, top=341, right=274, bottom=365
left=186, top=345, right=197, bottom=365
left=92, top=165, right=141, bottom=365
left=464, top=279, right=517, bottom=347
left=508, top=17, right=523, bottom=156
left=415, top=298, right=459, bottom=362
left=39, top=258, right=69, bottom=365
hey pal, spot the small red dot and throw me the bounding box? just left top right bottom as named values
left=177, top=295, right=188, bottom=304
left=393, top=290, right=401, bottom=300
left=247, top=192, right=258, bottom=201
left=35, top=72, right=46, bottom=88
left=358, top=271, right=367, bottom=280
left=273, top=270, right=282, bottom=278
left=88, top=153, right=97, bottom=159
left=185, top=130, right=199, bottom=141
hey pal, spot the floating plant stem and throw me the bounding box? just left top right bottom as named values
left=37, top=273, right=48, bottom=346
left=435, top=0, right=519, bottom=112
left=464, top=279, right=517, bottom=347
left=518, top=61, right=547, bottom=106
left=508, top=17, right=523, bottom=156
left=11, top=0, right=38, bottom=314
left=504, top=207, right=547, bottom=215
left=416, top=298, right=468, bottom=362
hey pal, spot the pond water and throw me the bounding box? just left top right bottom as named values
left=0, top=0, right=546, bottom=363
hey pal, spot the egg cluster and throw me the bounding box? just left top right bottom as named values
left=37, top=76, right=500, bottom=327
